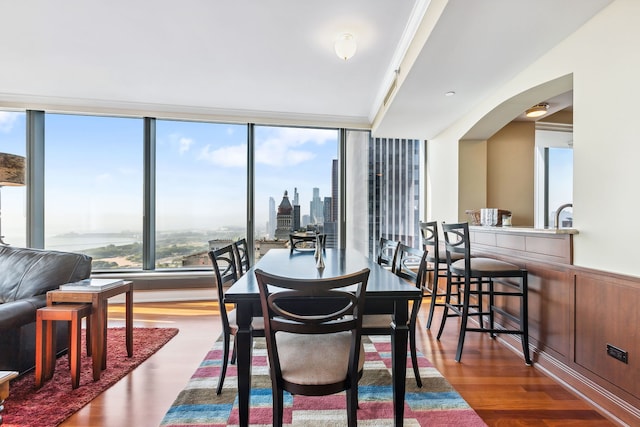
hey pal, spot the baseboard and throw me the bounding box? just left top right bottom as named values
left=498, top=334, right=638, bottom=427
left=108, top=288, right=216, bottom=304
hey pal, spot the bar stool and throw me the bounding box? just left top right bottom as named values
left=35, top=303, right=92, bottom=389
left=437, top=222, right=531, bottom=365
left=419, top=221, right=463, bottom=329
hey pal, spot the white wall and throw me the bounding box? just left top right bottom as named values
left=427, top=0, right=640, bottom=276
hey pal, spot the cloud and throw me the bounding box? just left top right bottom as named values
left=179, top=137, right=193, bottom=154
left=199, top=143, right=247, bottom=167
left=162, top=133, right=194, bottom=154
left=0, top=112, right=21, bottom=133
left=255, top=127, right=335, bottom=167
left=255, top=138, right=315, bottom=166
left=195, top=127, right=336, bottom=168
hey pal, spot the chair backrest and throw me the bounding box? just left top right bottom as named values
left=254, top=268, right=370, bottom=390
left=208, top=245, right=239, bottom=328
left=419, top=221, right=440, bottom=263
left=233, top=238, right=251, bottom=276
left=391, top=243, right=428, bottom=291
left=441, top=222, right=471, bottom=265
left=288, top=233, right=318, bottom=253
left=376, top=237, right=399, bottom=267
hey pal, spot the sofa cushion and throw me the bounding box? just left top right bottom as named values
left=0, top=297, right=42, bottom=329
left=0, top=246, right=92, bottom=303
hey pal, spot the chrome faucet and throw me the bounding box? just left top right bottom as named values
left=555, top=203, right=573, bottom=229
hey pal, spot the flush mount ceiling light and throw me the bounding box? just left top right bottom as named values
left=334, top=33, right=357, bottom=61
left=525, top=102, right=549, bottom=118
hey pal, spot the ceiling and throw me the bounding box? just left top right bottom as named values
left=0, top=0, right=612, bottom=138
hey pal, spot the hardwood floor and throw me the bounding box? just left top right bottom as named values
left=61, top=298, right=615, bottom=427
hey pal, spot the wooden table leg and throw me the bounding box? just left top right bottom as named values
left=126, top=288, right=133, bottom=357
left=91, top=300, right=104, bottom=381
left=44, top=320, right=56, bottom=382
left=235, top=303, right=254, bottom=427
left=34, top=311, right=46, bottom=388
left=86, top=314, right=92, bottom=357
left=70, top=310, right=82, bottom=389
left=391, top=300, right=410, bottom=427
left=101, top=303, right=108, bottom=370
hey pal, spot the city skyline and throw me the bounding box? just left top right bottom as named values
left=0, top=111, right=338, bottom=246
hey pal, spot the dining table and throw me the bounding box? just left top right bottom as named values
left=224, top=248, right=422, bottom=427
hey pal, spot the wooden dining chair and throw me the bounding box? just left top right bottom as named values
left=233, top=238, right=251, bottom=277
left=376, top=237, right=399, bottom=267
left=363, top=243, right=427, bottom=387
left=254, top=268, right=370, bottom=427
left=420, top=221, right=463, bottom=329
left=208, top=245, right=264, bottom=395
left=288, top=233, right=322, bottom=253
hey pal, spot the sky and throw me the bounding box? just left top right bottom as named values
left=548, top=147, right=573, bottom=215
left=0, top=111, right=338, bottom=241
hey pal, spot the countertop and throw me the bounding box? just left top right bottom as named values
left=469, top=225, right=579, bottom=235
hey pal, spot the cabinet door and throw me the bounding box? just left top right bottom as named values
left=575, top=272, right=639, bottom=398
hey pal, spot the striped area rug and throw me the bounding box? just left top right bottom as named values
left=161, top=335, right=487, bottom=426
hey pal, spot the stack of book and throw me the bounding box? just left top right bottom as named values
left=59, top=278, right=125, bottom=292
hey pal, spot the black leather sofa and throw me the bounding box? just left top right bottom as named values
left=0, top=246, right=92, bottom=374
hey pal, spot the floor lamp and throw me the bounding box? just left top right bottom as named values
left=0, top=153, right=26, bottom=245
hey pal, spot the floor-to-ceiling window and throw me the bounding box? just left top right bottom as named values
left=368, top=137, right=421, bottom=256
left=0, top=110, right=27, bottom=247
left=13, top=109, right=423, bottom=274
left=253, top=125, right=338, bottom=258
left=155, top=120, right=247, bottom=268
left=44, top=114, right=143, bottom=269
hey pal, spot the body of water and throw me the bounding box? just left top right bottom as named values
left=46, top=235, right=140, bottom=252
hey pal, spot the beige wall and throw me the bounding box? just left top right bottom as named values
left=486, top=122, right=535, bottom=226
left=458, top=140, right=487, bottom=222
left=457, top=122, right=535, bottom=227
left=427, top=0, right=640, bottom=276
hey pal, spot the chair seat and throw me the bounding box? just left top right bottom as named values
left=427, top=249, right=463, bottom=264
left=276, top=331, right=365, bottom=385
left=451, top=257, right=520, bottom=275
left=362, top=314, right=394, bottom=329
left=227, top=309, right=265, bottom=331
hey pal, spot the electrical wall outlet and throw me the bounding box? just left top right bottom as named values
left=606, top=344, right=628, bottom=364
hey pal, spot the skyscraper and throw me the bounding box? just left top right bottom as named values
left=293, top=205, right=301, bottom=231
left=323, top=197, right=332, bottom=226
left=274, top=191, right=293, bottom=240
left=310, top=187, right=323, bottom=224
left=268, top=196, right=276, bottom=239
left=331, top=159, right=338, bottom=222
left=368, top=137, right=421, bottom=253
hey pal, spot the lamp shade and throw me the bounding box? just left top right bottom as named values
left=0, top=153, right=26, bottom=186
left=334, top=33, right=357, bottom=61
